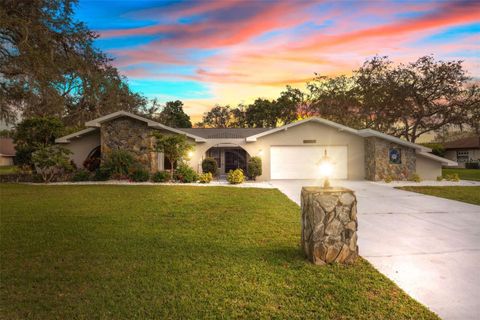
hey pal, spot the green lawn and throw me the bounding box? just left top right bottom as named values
left=0, top=165, right=18, bottom=175
left=0, top=184, right=438, bottom=319
left=398, top=186, right=480, bottom=205
left=443, top=168, right=480, bottom=181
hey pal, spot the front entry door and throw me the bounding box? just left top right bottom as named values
left=225, top=149, right=247, bottom=172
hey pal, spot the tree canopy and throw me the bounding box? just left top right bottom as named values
left=155, top=100, right=192, bottom=128
left=197, top=55, right=479, bottom=142
left=305, top=56, right=479, bottom=142
left=0, top=0, right=146, bottom=127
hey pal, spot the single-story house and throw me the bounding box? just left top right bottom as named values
left=443, top=136, right=480, bottom=168
left=0, top=137, right=15, bottom=166
left=56, top=111, right=456, bottom=181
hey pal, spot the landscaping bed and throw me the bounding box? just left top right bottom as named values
left=398, top=186, right=480, bottom=205
left=0, top=184, right=439, bottom=319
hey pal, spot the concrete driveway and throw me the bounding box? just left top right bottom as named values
left=269, top=180, right=480, bottom=320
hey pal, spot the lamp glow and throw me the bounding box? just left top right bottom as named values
left=187, top=151, right=194, bottom=158
left=318, top=150, right=334, bottom=188
left=319, top=162, right=333, bottom=177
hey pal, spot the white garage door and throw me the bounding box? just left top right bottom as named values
left=270, top=146, right=348, bottom=179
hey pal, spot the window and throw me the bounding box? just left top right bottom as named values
left=456, top=151, right=469, bottom=163
left=207, top=148, right=221, bottom=168
left=389, top=148, right=401, bottom=164
left=303, top=139, right=317, bottom=144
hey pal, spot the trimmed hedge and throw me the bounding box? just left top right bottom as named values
left=201, top=157, right=218, bottom=175
left=247, top=156, right=262, bottom=180
left=227, top=169, right=244, bottom=184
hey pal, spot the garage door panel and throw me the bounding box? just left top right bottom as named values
left=270, top=146, right=347, bottom=179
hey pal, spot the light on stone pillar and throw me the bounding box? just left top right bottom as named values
left=318, top=149, right=333, bottom=188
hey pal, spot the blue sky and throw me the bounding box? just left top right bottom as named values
left=75, top=0, right=480, bottom=118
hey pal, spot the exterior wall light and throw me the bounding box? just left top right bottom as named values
left=258, top=149, right=263, bottom=156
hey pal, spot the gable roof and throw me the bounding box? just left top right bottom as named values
left=417, top=151, right=457, bottom=166
left=178, top=128, right=270, bottom=139
left=444, top=136, right=480, bottom=150
left=57, top=111, right=207, bottom=143
left=55, top=111, right=455, bottom=166
left=56, top=128, right=98, bottom=143
left=245, top=117, right=430, bottom=152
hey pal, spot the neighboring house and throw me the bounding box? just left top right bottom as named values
left=444, top=136, right=480, bottom=168
left=56, top=111, right=456, bottom=181
left=0, top=137, right=15, bottom=166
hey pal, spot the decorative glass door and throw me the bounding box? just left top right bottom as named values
left=224, top=149, right=247, bottom=172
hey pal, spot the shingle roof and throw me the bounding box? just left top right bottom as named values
left=444, top=136, right=480, bottom=150
left=177, top=128, right=271, bottom=139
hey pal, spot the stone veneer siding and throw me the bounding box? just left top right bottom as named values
left=365, top=137, right=416, bottom=181
left=101, top=117, right=157, bottom=172
left=301, top=187, right=358, bottom=265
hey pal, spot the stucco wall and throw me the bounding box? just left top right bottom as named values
left=64, top=130, right=100, bottom=168
left=187, top=139, right=245, bottom=174
left=0, top=156, right=14, bottom=166
left=237, top=122, right=365, bottom=181
left=364, top=137, right=416, bottom=181
left=416, top=154, right=442, bottom=180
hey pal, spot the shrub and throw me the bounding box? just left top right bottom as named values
left=202, top=157, right=218, bottom=175
left=174, top=163, right=198, bottom=183
left=465, top=162, right=479, bottom=169
left=128, top=165, right=150, bottom=182
left=247, top=156, right=262, bottom=180
left=152, top=171, right=169, bottom=183
left=93, top=167, right=111, bottom=181
left=408, top=173, right=421, bottom=183
left=72, top=169, right=91, bottom=182
left=445, top=173, right=460, bottom=182
left=154, top=133, right=194, bottom=180
left=13, top=117, right=65, bottom=168
left=227, top=168, right=244, bottom=184
left=384, top=176, right=393, bottom=183
left=83, top=157, right=101, bottom=172
left=436, top=176, right=444, bottom=181
left=102, top=150, right=137, bottom=179
left=32, top=145, right=73, bottom=183
left=199, top=172, right=213, bottom=183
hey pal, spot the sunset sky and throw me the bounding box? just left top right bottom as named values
left=76, top=0, right=480, bottom=120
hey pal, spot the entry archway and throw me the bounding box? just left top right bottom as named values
left=205, top=143, right=251, bottom=176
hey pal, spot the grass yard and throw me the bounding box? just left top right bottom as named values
left=0, top=184, right=438, bottom=319
left=0, top=165, right=18, bottom=175
left=398, top=186, right=480, bottom=205
left=442, top=168, right=480, bottom=181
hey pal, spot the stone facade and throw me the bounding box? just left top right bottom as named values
left=100, top=117, right=157, bottom=172
left=365, top=137, right=416, bottom=181
left=301, top=187, right=358, bottom=265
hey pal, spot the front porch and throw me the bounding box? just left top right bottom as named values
left=206, top=146, right=250, bottom=176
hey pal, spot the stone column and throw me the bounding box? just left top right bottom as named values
left=301, top=187, right=358, bottom=265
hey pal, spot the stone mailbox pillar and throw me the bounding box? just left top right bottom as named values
left=301, top=187, right=358, bottom=265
